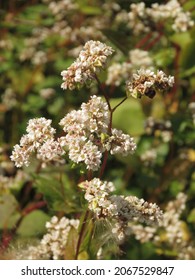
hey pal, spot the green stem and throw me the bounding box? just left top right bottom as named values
left=75, top=209, right=90, bottom=260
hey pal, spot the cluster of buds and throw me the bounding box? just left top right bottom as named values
left=61, top=40, right=114, bottom=90
left=59, top=95, right=136, bottom=171
left=28, top=216, right=79, bottom=260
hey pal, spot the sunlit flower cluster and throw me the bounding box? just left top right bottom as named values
left=130, top=192, right=195, bottom=259
left=127, top=0, right=194, bottom=34
left=45, top=0, right=78, bottom=20
left=80, top=178, right=163, bottom=236
left=59, top=95, right=136, bottom=170
left=126, top=69, right=174, bottom=99
left=110, top=195, right=163, bottom=226
left=188, top=102, right=195, bottom=125
left=129, top=49, right=153, bottom=69
left=79, top=178, right=116, bottom=217
left=127, top=3, right=150, bottom=35
left=61, top=40, right=114, bottom=90
left=10, top=118, right=65, bottom=167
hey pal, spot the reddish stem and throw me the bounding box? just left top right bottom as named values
left=22, top=201, right=47, bottom=215
left=135, top=32, right=153, bottom=49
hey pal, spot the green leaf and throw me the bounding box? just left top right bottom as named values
left=34, top=173, right=79, bottom=212
left=63, top=227, right=79, bottom=260
left=48, top=97, right=64, bottom=115
left=101, top=29, right=131, bottom=55
left=17, top=210, right=50, bottom=237
left=170, top=33, right=192, bottom=49
left=0, top=194, right=21, bottom=229
left=110, top=97, right=145, bottom=136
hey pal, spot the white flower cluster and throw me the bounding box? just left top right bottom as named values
left=28, top=216, right=79, bottom=260
left=150, top=0, right=194, bottom=33
left=110, top=195, right=163, bottom=226
left=127, top=224, right=157, bottom=243
left=126, top=69, right=174, bottom=99
left=162, top=192, right=187, bottom=244
left=40, top=88, right=55, bottom=100
left=11, top=96, right=136, bottom=171
left=59, top=95, right=136, bottom=170
left=106, top=62, right=132, bottom=86
left=129, top=49, right=153, bottom=69
left=129, top=192, right=195, bottom=259
left=46, top=0, right=78, bottom=20
left=79, top=178, right=116, bottom=217
left=106, top=49, right=153, bottom=86
left=0, top=170, right=27, bottom=194
left=127, top=0, right=194, bottom=34
left=80, top=178, right=163, bottom=242
left=127, top=3, right=150, bottom=35
left=10, top=118, right=65, bottom=167
left=109, top=129, right=136, bottom=156
left=144, top=117, right=172, bottom=142
left=61, top=40, right=114, bottom=90
left=140, top=149, right=157, bottom=166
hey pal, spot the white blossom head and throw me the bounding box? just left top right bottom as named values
left=10, top=118, right=65, bottom=168
left=110, top=195, right=163, bottom=226
left=61, top=40, right=114, bottom=90
left=79, top=178, right=115, bottom=217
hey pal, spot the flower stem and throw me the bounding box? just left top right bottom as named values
left=99, top=150, right=109, bottom=179
left=94, top=74, right=111, bottom=111
left=112, top=97, right=127, bottom=113
left=75, top=209, right=90, bottom=260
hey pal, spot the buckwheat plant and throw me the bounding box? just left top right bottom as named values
left=10, top=40, right=174, bottom=260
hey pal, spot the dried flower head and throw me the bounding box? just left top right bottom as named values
left=59, top=95, right=136, bottom=170
left=126, top=69, right=174, bottom=99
